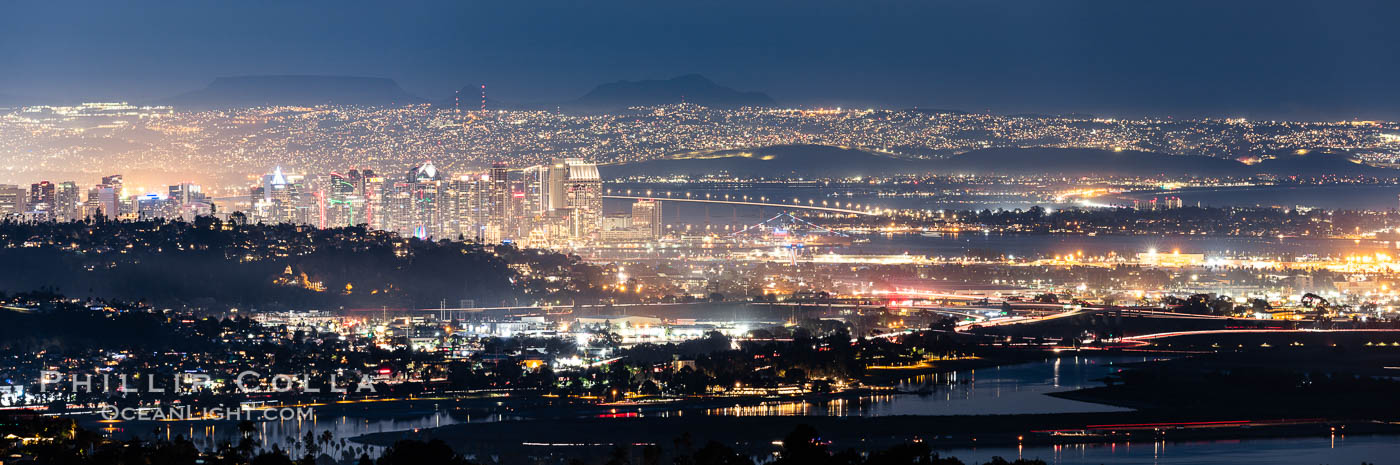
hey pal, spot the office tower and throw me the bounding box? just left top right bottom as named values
left=55, top=181, right=80, bottom=220
left=507, top=169, right=529, bottom=239
left=28, top=181, right=55, bottom=214
left=101, top=174, right=124, bottom=194
left=168, top=182, right=204, bottom=205
left=135, top=193, right=167, bottom=219
left=381, top=161, right=445, bottom=239
left=362, top=172, right=384, bottom=230
left=248, top=184, right=267, bottom=219
left=522, top=164, right=550, bottom=215
left=85, top=185, right=119, bottom=218
left=98, top=174, right=125, bottom=217
left=328, top=171, right=367, bottom=227
left=449, top=174, right=492, bottom=240
left=255, top=167, right=311, bottom=224
left=167, top=182, right=208, bottom=221
left=379, top=181, right=413, bottom=235
left=285, top=174, right=311, bottom=224
left=0, top=185, right=25, bottom=215
left=263, top=167, right=292, bottom=223
left=354, top=168, right=376, bottom=195
left=561, top=158, right=602, bottom=239
left=547, top=160, right=568, bottom=213
left=489, top=163, right=512, bottom=237
left=631, top=199, right=662, bottom=239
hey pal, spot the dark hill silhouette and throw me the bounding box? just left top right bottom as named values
left=606, top=145, right=1400, bottom=179
left=567, top=74, right=775, bottom=111
left=165, top=75, right=425, bottom=108
left=604, top=145, right=923, bottom=179
left=939, top=147, right=1242, bottom=176
left=1248, top=153, right=1385, bottom=177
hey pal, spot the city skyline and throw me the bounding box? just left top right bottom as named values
left=7, top=3, right=1400, bottom=464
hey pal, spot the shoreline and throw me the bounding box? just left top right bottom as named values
left=349, top=411, right=1400, bottom=454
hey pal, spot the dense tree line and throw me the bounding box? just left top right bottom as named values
left=0, top=217, right=609, bottom=311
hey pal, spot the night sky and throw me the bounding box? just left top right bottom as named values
left=3, top=0, right=1398, bottom=120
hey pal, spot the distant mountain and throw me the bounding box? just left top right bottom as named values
left=606, top=144, right=1400, bottom=179
left=165, top=76, right=425, bottom=109
left=567, top=74, right=775, bottom=111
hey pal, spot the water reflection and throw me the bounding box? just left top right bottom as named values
left=88, top=356, right=1157, bottom=453
left=945, top=434, right=1400, bottom=465
left=704, top=355, right=1155, bottom=417
left=90, top=404, right=478, bottom=455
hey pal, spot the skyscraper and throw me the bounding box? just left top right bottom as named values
left=167, top=182, right=209, bottom=221
left=55, top=181, right=80, bottom=220
left=327, top=171, right=367, bottom=227
left=101, top=174, right=124, bottom=194
left=381, top=161, right=446, bottom=239
left=254, top=167, right=311, bottom=224
left=449, top=174, right=492, bottom=240
left=631, top=199, right=662, bottom=239
left=0, top=185, right=25, bottom=216
left=28, top=181, right=55, bottom=215
left=489, top=163, right=513, bottom=238
left=522, top=164, right=551, bottom=215
left=560, top=158, right=602, bottom=240
left=85, top=185, right=119, bottom=219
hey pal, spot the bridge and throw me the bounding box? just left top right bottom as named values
left=763, top=301, right=989, bottom=321
left=603, top=194, right=881, bottom=216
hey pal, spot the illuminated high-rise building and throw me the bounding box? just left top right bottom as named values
left=167, top=182, right=209, bottom=221
left=381, top=161, right=446, bottom=239
left=522, top=165, right=551, bottom=214
left=489, top=163, right=513, bottom=238
left=560, top=158, right=602, bottom=239
left=327, top=171, right=367, bottom=227
left=0, top=185, right=25, bottom=216
left=28, top=181, right=55, bottom=215
left=448, top=174, right=492, bottom=240
left=254, top=167, right=312, bottom=224
left=167, top=182, right=204, bottom=205
left=101, top=174, right=124, bottom=194
left=631, top=199, right=662, bottom=239
left=55, top=181, right=80, bottom=220
left=85, top=185, right=119, bottom=219
left=135, top=193, right=168, bottom=219
left=362, top=172, right=384, bottom=229
left=547, top=160, right=568, bottom=213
